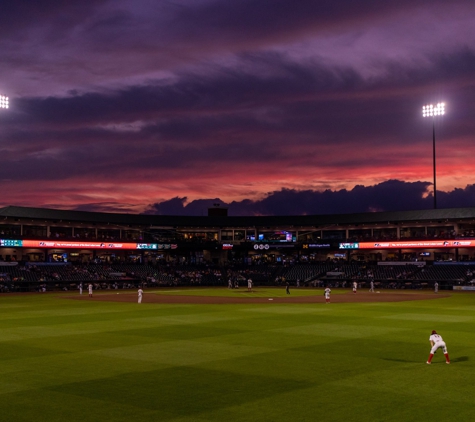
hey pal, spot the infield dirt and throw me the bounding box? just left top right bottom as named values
left=66, top=290, right=450, bottom=304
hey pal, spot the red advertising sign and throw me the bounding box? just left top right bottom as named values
left=356, top=240, right=475, bottom=249
left=22, top=240, right=142, bottom=249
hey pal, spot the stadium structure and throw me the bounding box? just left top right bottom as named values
left=1, top=205, right=475, bottom=292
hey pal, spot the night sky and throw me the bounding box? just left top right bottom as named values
left=1, top=0, right=475, bottom=216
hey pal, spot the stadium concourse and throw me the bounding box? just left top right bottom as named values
left=2, top=205, right=475, bottom=292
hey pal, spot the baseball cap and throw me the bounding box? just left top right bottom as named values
left=431, top=330, right=437, bottom=334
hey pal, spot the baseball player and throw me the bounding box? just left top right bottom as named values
left=353, top=281, right=357, bottom=294
left=434, top=282, right=439, bottom=294
left=247, top=278, right=253, bottom=291
left=79, top=282, right=83, bottom=295
left=138, top=287, right=143, bottom=304
left=324, top=287, right=331, bottom=303
left=426, top=330, right=450, bottom=364
left=369, top=280, right=374, bottom=293
left=88, top=283, right=93, bottom=298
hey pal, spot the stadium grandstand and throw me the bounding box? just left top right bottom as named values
left=1, top=205, right=475, bottom=292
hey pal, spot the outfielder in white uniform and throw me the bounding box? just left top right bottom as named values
left=247, top=278, right=252, bottom=291
left=324, top=287, right=331, bottom=303
left=426, top=330, right=450, bottom=364
left=138, top=288, right=143, bottom=304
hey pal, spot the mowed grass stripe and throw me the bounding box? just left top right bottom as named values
left=381, top=313, right=473, bottom=322
left=0, top=312, right=253, bottom=342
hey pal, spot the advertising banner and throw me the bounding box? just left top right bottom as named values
left=1, top=239, right=163, bottom=250
left=339, top=240, right=475, bottom=249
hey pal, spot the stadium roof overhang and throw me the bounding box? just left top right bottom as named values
left=1, top=205, right=475, bottom=230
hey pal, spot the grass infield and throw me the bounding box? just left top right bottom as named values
left=1, top=288, right=474, bottom=421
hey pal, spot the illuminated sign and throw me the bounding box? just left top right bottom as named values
left=339, top=243, right=359, bottom=249
left=222, top=244, right=234, bottom=250
left=254, top=244, right=270, bottom=250
left=249, top=231, right=296, bottom=243
left=137, top=244, right=158, bottom=249
left=339, top=240, right=475, bottom=249
left=256, top=244, right=294, bottom=249
left=0, top=239, right=162, bottom=250
left=157, top=244, right=177, bottom=250
left=0, top=239, right=23, bottom=247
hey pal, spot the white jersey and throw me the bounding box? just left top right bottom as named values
left=430, top=333, right=444, bottom=344
left=429, top=333, right=448, bottom=354
left=324, top=288, right=331, bottom=298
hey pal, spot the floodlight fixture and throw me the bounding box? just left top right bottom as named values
left=422, top=102, right=445, bottom=209
left=422, top=102, right=445, bottom=117
left=0, top=95, right=9, bottom=109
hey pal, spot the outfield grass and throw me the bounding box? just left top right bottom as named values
left=1, top=290, right=474, bottom=421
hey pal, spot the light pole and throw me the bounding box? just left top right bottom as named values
left=422, top=102, right=445, bottom=209
left=0, top=95, right=8, bottom=109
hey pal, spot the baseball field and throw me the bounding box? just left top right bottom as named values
left=1, top=287, right=474, bottom=421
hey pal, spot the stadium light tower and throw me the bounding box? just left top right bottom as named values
left=422, top=102, right=445, bottom=209
left=0, top=94, right=9, bottom=109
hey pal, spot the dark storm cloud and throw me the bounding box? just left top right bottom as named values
left=0, top=1, right=108, bottom=36
left=11, top=52, right=363, bottom=126
left=10, top=47, right=475, bottom=130
left=169, top=0, right=456, bottom=43
left=145, top=180, right=475, bottom=217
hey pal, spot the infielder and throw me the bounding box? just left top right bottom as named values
left=369, top=280, right=374, bottom=293
left=79, top=282, right=83, bottom=295
left=353, top=281, right=357, bottom=294
left=426, top=330, right=450, bottom=364
left=434, top=282, right=439, bottom=294
left=324, top=287, right=331, bottom=303
left=247, top=278, right=252, bottom=291
left=88, top=283, right=93, bottom=298
left=138, top=287, right=143, bottom=304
